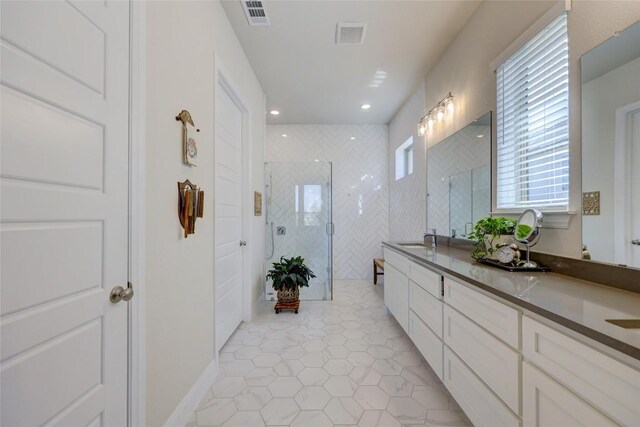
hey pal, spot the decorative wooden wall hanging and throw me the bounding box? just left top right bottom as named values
left=178, top=180, right=204, bottom=238
left=176, top=110, right=200, bottom=167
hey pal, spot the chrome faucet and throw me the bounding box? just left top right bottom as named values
left=424, top=229, right=437, bottom=247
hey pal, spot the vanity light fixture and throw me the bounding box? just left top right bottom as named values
left=270, top=110, right=280, bottom=115
left=417, top=92, right=454, bottom=136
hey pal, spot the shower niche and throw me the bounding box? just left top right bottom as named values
left=264, top=162, right=333, bottom=301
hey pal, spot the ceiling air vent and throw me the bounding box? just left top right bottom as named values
left=336, top=22, right=367, bottom=45
left=241, top=0, right=271, bottom=26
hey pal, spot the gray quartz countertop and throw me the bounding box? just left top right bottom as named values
left=382, top=241, right=640, bottom=364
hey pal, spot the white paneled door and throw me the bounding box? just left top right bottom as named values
left=214, top=79, right=244, bottom=352
left=631, top=110, right=640, bottom=267
left=1, top=1, right=130, bottom=426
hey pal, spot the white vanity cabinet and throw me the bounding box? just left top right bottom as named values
left=443, top=277, right=522, bottom=426
left=383, top=248, right=409, bottom=332
left=382, top=245, right=640, bottom=427
left=522, top=316, right=640, bottom=426
left=408, top=260, right=444, bottom=379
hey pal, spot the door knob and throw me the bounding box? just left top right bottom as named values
left=110, top=282, right=134, bottom=303
left=240, top=240, right=247, bottom=247
left=632, top=239, right=640, bottom=246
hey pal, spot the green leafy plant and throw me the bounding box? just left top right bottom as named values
left=468, top=216, right=517, bottom=260
left=266, top=256, right=316, bottom=292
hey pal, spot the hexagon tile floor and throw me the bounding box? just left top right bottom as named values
left=186, top=280, right=472, bottom=427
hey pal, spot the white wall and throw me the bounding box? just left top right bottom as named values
left=390, top=0, right=640, bottom=258
left=145, top=2, right=265, bottom=425
left=388, top=83, right=427, bottom=240
left=266, top=125, right=389, bottom=280
left=582, top=57, right=640, bottom=263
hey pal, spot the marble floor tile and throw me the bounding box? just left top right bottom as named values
left=186, top=281, right=471, bottom=427
left=260, top=397, right=300, bottom=425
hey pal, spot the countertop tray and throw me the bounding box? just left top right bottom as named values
left=477, top=258, right=549, bottom=272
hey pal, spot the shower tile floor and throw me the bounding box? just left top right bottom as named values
left=186, top=280, right=472, bottom=427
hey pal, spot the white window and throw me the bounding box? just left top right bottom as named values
left=395, top=136, right=414, bottom=180
left=496, top=13, right=569, bottom=210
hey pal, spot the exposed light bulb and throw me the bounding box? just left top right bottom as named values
left=436, top=107, right=445, bottom=121
left=361, top=104, right=372, bottom=110
left=446, top=97, right=455, bottom=113
left=350, top=136, right=356, bottom=140
left=418, top=123, right=426, bottom=136
left=270, top=110, right=280, bottom=115
left=282, top=134, right=287, bottom=138
left=427, top=116, right=434, bottom=130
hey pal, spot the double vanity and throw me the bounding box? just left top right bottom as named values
left=382, top=241, right=640, bottom=427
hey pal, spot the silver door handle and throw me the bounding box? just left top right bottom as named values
left=110, top=282, right=134, bottom=303
left=632, top=239, right=640, bottom=246
left=240, top=240, right=247, bottom=247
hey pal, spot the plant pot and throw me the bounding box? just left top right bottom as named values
left=277, top=287, right=300, bottom=303
left=484, top=234, right=513, bottom=260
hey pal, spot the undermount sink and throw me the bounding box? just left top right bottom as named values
left=397, top=243, right=427, bottom=249
left=605, top=319, right=640, bottom=329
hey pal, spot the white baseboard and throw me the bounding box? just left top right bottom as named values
left=163, top=359, right=219, bottom=427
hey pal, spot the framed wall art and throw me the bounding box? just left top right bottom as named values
left=176, top=109, right=200, bottom=167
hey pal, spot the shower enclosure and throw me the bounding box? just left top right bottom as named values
left=264, top=162, right=333, bottom=301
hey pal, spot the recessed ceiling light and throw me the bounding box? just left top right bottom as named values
left=270, top=110, right=280, bottom=115
left=282, top=134, right=287, bottom=138
left=350, top=136, right=356, bottom=140
left=361, top=104, right=371, bottom=110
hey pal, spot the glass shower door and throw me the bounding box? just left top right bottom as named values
left=265, top=162, right=333, bottom=300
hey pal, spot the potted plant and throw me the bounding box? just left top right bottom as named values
left=266, top=256, right=316, bottom=314
left=468, top=216, right=517, bottom=260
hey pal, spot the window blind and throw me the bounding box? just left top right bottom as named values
left=496, top=13, right=569, bottom=209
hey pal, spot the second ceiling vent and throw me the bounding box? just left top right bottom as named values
left=242, top=0, right=271, bottom=26
left=336, top=22, right=367, bottom=45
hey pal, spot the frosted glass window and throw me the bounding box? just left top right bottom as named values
left=395, top=136, right=414, bottom=180
left=303, top=185, right=322, bottom=226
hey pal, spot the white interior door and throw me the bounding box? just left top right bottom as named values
left=0, top=1, right=130, bottom=426
left=214, top=79, right=244, bottom=352
left=631, top=110, right=640, bottom=267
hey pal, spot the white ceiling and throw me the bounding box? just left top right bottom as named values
left=222, top=0, right=481, bottom=125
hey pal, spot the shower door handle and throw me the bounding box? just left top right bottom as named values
left=326, top=223, right=334, bottom=235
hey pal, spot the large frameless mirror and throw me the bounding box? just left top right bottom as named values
left=581, top=19, right=640, bottom=268
left=427, top=112, right=491, bottom=239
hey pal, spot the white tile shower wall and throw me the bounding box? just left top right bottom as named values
left=266, top=125, right=389, bottom=280
left=388, top=83, right=427, bottom=241
left=427, top=125, right=490, bottom=236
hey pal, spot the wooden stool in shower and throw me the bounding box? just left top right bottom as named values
left=373, top=258, right=384, bottom=285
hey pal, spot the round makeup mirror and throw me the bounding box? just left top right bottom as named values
left=514, top=209, right=543, bottom=268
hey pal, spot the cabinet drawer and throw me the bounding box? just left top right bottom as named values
left=384, top=248, right=409, bottom=275
left=444, top=277, right=520, bottom=348
left=409, top=261, right=441, bottom=299
left=522, top=361, right=616, bottom=427
left=409, top=311, right=443, bottom=380
left=523, top=316, right=640, bottom=426
left=444, top=305, right=520, bottom=414
left=410, top=281, right=443, bottom=338
left=444, top=346, right=520, bottom=427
